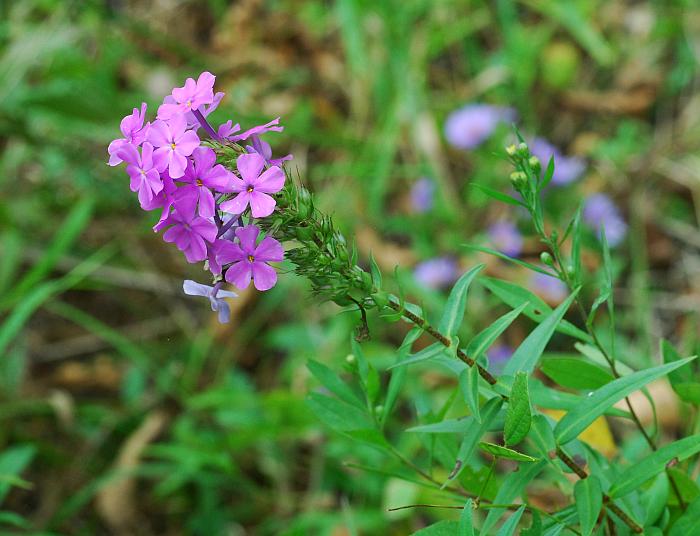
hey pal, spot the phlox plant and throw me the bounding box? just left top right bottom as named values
left=111, top=72, right=700, bottom=535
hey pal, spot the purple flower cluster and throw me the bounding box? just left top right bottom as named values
left=109, top=72, right=290, bottom=322
left=583, top=193, right=627, bottom=246
left=444, top=104, right=516, bottom=150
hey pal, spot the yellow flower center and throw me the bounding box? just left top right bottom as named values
left=170, top=142, right=177, bottom=150
left=247, top=255, right=255, bottom=263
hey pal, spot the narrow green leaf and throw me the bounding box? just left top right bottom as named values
left=459, top=498, right=475, bottom=536
left=608, top=433, right=700, bottom=498
left=388, top=342, right=450, bottom=369
left=521, top=510, right=542, bottom=536
left=554, top=357, right=697, bottom=444
left=407, top=417, right=473, bottom=434
left=448, top=397, right=503, bottom=482
left=570, top=205, right=583, bottom=287
left=471, top=183, right=526, bottom=207
left=496, top=505, right=526, bottom=536
left=465, top=303, right=528, bottom=363
left=482, top=278, right=591, bottom=343
left=438, top=264, right=485, bottom=336
left=574, top=476, right=602, bottom=536
left=382, top=328, right=422, bottom=426
left=481, top=461, right=546, bottom=534
left=529, top=415, right=556, bottom=461
left=669, top=495, right=700, bottom=535
left=307, top=360, right=364, bottom=409
left=464, top=245, right=556, bottom=276
left=459, top=365, right=481, bottom=423
left=0, top=445, right=35, bottom=505
left=369, top=252, right=382, bottom=289
left=530, top=378, right=630, bottom=418
left=540, top=356, right=614, bottom=390
left=479, top=442, right=538, bottom=462
left=411, top=520, right=461, bottom=535
left=306, top=392, right=373, bottom=432
left=503, top=289, right=580, bottom=375
left=505, top=372, right=532, bottom=445
left=661, top=339, right=700, bottom=403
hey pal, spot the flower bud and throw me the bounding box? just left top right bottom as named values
left=346, top=354, right=356, bottom=365
left=509, top=171, right=528, bottom=190
left=505, top=144, right=517, bottom=156
left=517, top=142, right=529, bottom=157
left=565, top=264, right=576, bottom=278
left=528, top=156, right=541, bottom=174
left=374, top=404, right=384, bottom=415
left=540, top=252, right=554, bottom=266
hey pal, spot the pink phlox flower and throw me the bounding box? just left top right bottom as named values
left=246, top=135, right=293, bottom=167
left=220, top=152, right=285, bottom=218
left=159, top=199, right=217, bottom=263
left=217, top=120, right=241, bottom=139
left=182, top=280, right=237, bottom=324
left=174, top=147, right=234, bottom=218
left=147, top=173, right=178, bottom=231
left=157, top=71, right=216, bottom=120
left=148, top=114, right=200, bottom=179
left=117, top=142, right=163, bottom=209
left=217, top=225, right=284, bottom=291
left=107, top=103, right=149, bottom=166
left=229, top=118, right=284, bottom=143
left=206, top=238, right=231, bottom=275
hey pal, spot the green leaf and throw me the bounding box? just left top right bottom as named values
left=369, top=252, right=382, bottom=289
left=471, top=183, right=526, bottom=207
left=574, top=476, right=602, bottom=536
left=496, top=505, right=526, bottom=536
left=538, top=156, right=556, bottom=191
left=529, top=415, right=556, bottom=461
left=478, top=442, right=538, bottom=462
left=504, top=372, right=531, bottom=446
left=669, top=495, right=700, bottom=535
left=481, top=461, right=546, bottom=534
left=438, top=264, right=485, bottom=337
left=459, top=365, right=481, bottom=423
left=382, top=329, right=421, bottom=426
left=459, top=498, right=475, bottom=536
left=306, top=392, right=373, bottom=432
left=608, top=434, right=700, bottom=498
left=540, top=356, right=614, bottom=390
left=554, top=357, right=697, bottom=444
left=668, top=467, right=700, bottom=506
left=0, top=445, right=35, bottom=505
left=521, top=510, right=542, bottom=536
left=503, top=290, right=580, bottom=375
left=482, top=278, right=591, bottom=343
left=307, top=360, right=364, bottom=409
left=388, top=342, right=450, bottom=369
left=449, top=397, right=503, bottom=482
left=411, top=520, right=461, bottom=535
left=465, top=303, right=528, bottom=363
left=661, top=339, right=700, bottom=403
left=570, top=206, right=583, bottom=287
left=464, top=245, right=556, bottom=276
left=407, top=418, right=473, bottom=435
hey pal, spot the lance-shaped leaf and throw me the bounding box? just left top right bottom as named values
left=574, top=475, right=602, bottom=536
left=496, top=505, right=526, bottom=536
left=540, top=356, right=614, bottom=390
left=608, top=433, right=700, bottom=498
left=479, top=442, right=538, bottom=462
left=459, top=365, right=481, bottom=422
left=438, top=264, right=485, bottom=337
left=307, top=360, right=364, bottom=409
left=669, top=495, right=700, bottom=535
left=459, top=498, right=475, bottom=536
left=481, top=278, right=590, bottom=343
left=388, top=342, right=450, bottom=369
left=465, top=302, right=528, bottom=363
left=661, top=339, right=700, bottom=404
left=503, top=289, right=580, bottom=376
left=481, top=461, right=546, bottom=534
left=554, top=357, right=697, bottom=444
left=447, top=397, right=503, bottom=483
left=504, top=372, right=532, bottom=446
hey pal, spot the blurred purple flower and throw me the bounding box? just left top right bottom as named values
left=413, top=257, right=459, bottom=289
left=410, top=178, right=435, bottom=213
left=487, top=221, right=523, bottom=257
left=583, top=193, right=627, bottom=247
left=444, top=104, right=516, bottom=149
left=487, top=344, right=513, bottom=375
left=529, top=137, right=585, bottom=186
left=530, top=272, right=568, bottom=303
left=183, top=280, right=238, bottom=323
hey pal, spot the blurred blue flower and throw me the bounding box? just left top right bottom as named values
left=529, top=137, right=585, bottom=185
left=530, top=271, right=568, bottom=303
left=410, top=177, right=435, bottom=213
left=583, top=193, right=627, bottom=246
left=487, top=220, right=523, bottom=257
left=487, top=344, right=513, bottom=374
left=413, top=257, right=459, bottom=289
left=444, top=104, right=516, bottom=149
